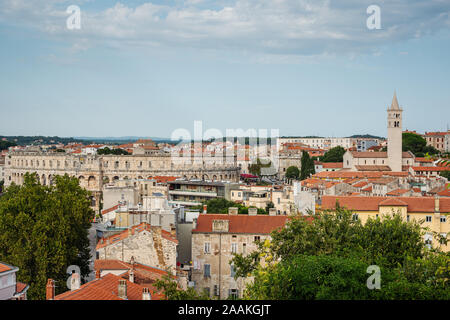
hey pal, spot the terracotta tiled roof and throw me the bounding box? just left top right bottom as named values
left=0, top=263, right=12, bottom=273
left=95, top=260, right=170, bottom=282
left=415, top=157, right=434, bottom=163
left=349, top=151, right=414, bottom=158
left=152, top=176, right=179, bottom=183
left=425, top=131, right=447, bottom=136
left=353, top=181, right=369, bottom=188
left=101, top=204, right=119, bottom=215
left=96, top=223, right=178, bottom=250
left=386, top=189, right=410, bottom=196
left=192, top=214, right=291, bottom=234
left=322, top=162, right=343, bottom=169
left=361, top=186, right=372, bottom=192
left=54, top=273, right=164, bottom=300
left=415, top=166, right=450, bottom=172
left=437, top=188, right=450, bottom=197
left=313, top=171, right=408, bottom=179
left=321, top=196, right=450, bottom=213
left=15, top=282, right=28, bottom=294
left=379, top=198, right=408, bottom=206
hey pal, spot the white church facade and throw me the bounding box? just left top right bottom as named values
left=343, top=93, right=415, bottom=172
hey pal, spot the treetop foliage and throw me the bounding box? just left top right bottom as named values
left=231, top=207, right=449, bottom=300
left=0, top=173, right=94, bottom=300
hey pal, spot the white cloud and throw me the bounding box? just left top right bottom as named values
left=1, top=0, right=449, bottom=58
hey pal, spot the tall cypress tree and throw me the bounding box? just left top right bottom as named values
left=300, top=151, right=315, bottom=180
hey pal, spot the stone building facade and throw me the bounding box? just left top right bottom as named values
left=191, top=210, right=289, bottom=299
left=3, top=151, right=240, bottom=213
left=96, top=222, right=178, bottom=274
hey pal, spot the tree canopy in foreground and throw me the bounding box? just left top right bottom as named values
left=0, top=173, right=94, bottom=300
left=231, top=207, right=449, bottom=300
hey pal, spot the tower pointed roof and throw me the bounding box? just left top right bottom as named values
left=389, top=91, right=400, bottom=110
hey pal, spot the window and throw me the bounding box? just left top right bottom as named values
left=204, top=264, right=211, bottom=278
left=352, top=214, right=358, bottom=221
left=254, top=236, right=261, bottom=242
left=424, top=233, right=433, bottom=249
left=426, top=216, right=432, bottom=223
left=407, top=215, right=410, bottom=222
left=242, top=243, right=246, bottom=255
left=204, top=242, right=211, bottom=254
left=440, top=216, right=447, bottom=223
left=229, top=289, right=239, bottom=299
left=231, top=243, right=237, bottom=254
left=230, top=265, right=236, bottom=277
left=214, top=285, right=219, bottom=296
left=440, top=233, right=447, bottom=245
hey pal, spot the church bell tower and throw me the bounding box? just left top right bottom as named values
left=387, top=92, right=403, bottom=172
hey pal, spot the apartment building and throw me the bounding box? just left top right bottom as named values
left=191, top=208, right=289, bottom=299
left=321, top=196, right=450, bottom=251
left=168, top=180, right=239, bottom=207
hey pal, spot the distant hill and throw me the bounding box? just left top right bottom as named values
left=346, top=134, right=385, bottom=140
left=0, top=135, right=178, bottom=146
left=0, top=136, right=91, bottom=146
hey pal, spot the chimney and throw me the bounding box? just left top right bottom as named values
left=118, top=279, right=127, bottom=299
left=129, top=270, right=134, bottom=283
left=142, top=287, right=152, bottom=300
left=228, top=207, right=238, bottom=215
left=248, top=207, right=257, bottom=216
left=46, top=279, right=55, bottom=300
left=95, top=269, right=101, bottom=279
left=203, top=204, right=207, bottom=214
left=269, top=208, right=277, bottom=216
left=435, top=196, right=440, bottom=214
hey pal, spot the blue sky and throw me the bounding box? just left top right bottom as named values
left=0, top=0, right=449, bottom=138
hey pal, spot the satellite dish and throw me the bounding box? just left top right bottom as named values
left=106, top=221, right=112, bottom=228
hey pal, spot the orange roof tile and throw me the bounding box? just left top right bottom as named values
left=192, top=214, right=291, bottom=234
left=351, top=151, right=414, bottom=159
left=322, top=162, right=344, bottom=169
left=412, top=166, right=450, bottom=172
left=96, top=223, right=178, bottom=250
left=0, top=263, right=12, bottom=273
left=321, top=196, right=450, bottom=213
left=55, top=273, right=164, bottom=300
left=386, top=189, right=410, bottom=196
left=16, top=282, right=28, bottom=294
left=101, top=204, right=119, bottom=215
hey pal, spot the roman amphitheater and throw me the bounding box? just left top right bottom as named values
left=4, top=151, right=240, bottom=213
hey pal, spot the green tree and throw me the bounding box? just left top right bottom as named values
left=285, top=166, right=300, bottom=179
left=154, top=272, right=210, bottom=300
left=402, top=132, right=439, bottom=156
left=320, top=146, right=346, bottom=163
left=232, top=207, right=449, bottom=300
left=300, top=151, right=315, bottom=180
left=0, top=140, right=16, bottom=151
left=0, top=173, right=94, bottom=300
left=439, top=170, right=450, bottom=180
left=97, top=147, right=130, bottom=155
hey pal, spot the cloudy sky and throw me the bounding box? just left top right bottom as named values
left=0, top=0, right=449, bottom=138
